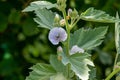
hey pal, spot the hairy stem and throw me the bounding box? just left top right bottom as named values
left=62, top=9, right=70, bottom=56
left=62, top=9, right=71, bottom=80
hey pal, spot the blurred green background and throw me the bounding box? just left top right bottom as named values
left=0, top=0, right=120, bottom=80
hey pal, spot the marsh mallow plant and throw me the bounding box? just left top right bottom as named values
left=23, top=0, right=120, bottom=80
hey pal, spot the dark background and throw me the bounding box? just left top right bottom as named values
left=0, top=0, right=120, bottom=80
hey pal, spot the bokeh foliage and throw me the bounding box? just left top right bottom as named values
left=0, top=0, right=120, bottom=80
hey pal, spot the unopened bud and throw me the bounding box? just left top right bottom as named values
left=57, top=46, right=63, bottom=61
left=57, top=46, right=63, bottom=53
left=70, top=9, right=79, bottom=18
left=54, top=14, right=60, bottom=22
left=66, top=16, right=70, bottom=20
left=58, top=56, right=62, bottom=61
left=57, top=0, right=66, bottom=11
left=60, top=19, right=65, bottom=26
left=68, top=8, right=73, bottom=17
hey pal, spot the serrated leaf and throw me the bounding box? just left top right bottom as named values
left=89, top=67, right=97, bottom=80
left=34, top=9, right=55, bottom=29
left=26, top=63, right=56, bottom=80
left=69, top=53, right=94, bottom=80
left=22, top=1, right=57, bottom=12
left=70, top=27, right=108, bottom=50
left=61, top=52, right=94, bottom=80
left=80, top=7, right=119, bottom=23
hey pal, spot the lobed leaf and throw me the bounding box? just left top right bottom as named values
left=34, top=9, right=55, bottom=29
left=22, top=1, right=57, bottom=12
left=25, top=63, right=56, bottom=80
left=80, top=7, right=119, bottom=23
left=89, top=67, right=97, bottom=80
left=69, top=53, right=94, bottom=80
left=70, top=27, right=108, bottom=50
left=66, top=53, right=94, bottom=80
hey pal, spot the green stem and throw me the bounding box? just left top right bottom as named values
left=105, top=68, right=120, bottom=80
left=113, top=53, right=119, bottom=70
left=62, top=9, right=70, bottom=56
left=62, top=9, right=71, bottom=80
left=71, top=16, right=81, bottom=29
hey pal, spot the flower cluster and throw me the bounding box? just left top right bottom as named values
left=49, top=27, right=84, bottom=55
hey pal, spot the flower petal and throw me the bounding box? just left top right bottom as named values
left=48, top=27, right=67, bottom=45
left=70, top=45, right=84, bottom=55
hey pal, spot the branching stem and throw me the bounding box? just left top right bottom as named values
left=62, top=9, right=71, bottom=80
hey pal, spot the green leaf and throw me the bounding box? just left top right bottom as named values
left=49, top=55, right=67, bottom=80
left=69, top=53, right=94, bottom=80
left=50, top=73, right=67, bottom=80
left=89, top=67, right=97, bottom=80
left=70, top=27, right=108, bottom=50
left=99, top=52, right=112, bottom=65
left=115, top=12, right=120, bottom=54
left=22, top=1, right=57, bottom=12
left=34, top=9, right=55, bottom=29
left=80, top=7, right=119, bottom=23
left=61, top=52, right=94, bottom=80
left=26, top=63, right=56, bottom=80
left=50, top=55, right=66, bottom=73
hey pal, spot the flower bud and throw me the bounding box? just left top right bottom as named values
left=57, top=46, right=63, bottom=53
left=68, top=8, right=73, bottom=17
left=70, top=9, right=79, bottom=18
left=57, top=46, right=63, bottom=61
left=57, top=0, right=66, bottom=11
left=54, top=14, right=60, bottom=22
left=60, top=19, right=65, bottom=26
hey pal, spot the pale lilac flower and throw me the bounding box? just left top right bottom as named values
left=48, top=27, right=67, bottom=45
left=70, top=45, right=84, bottom=55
